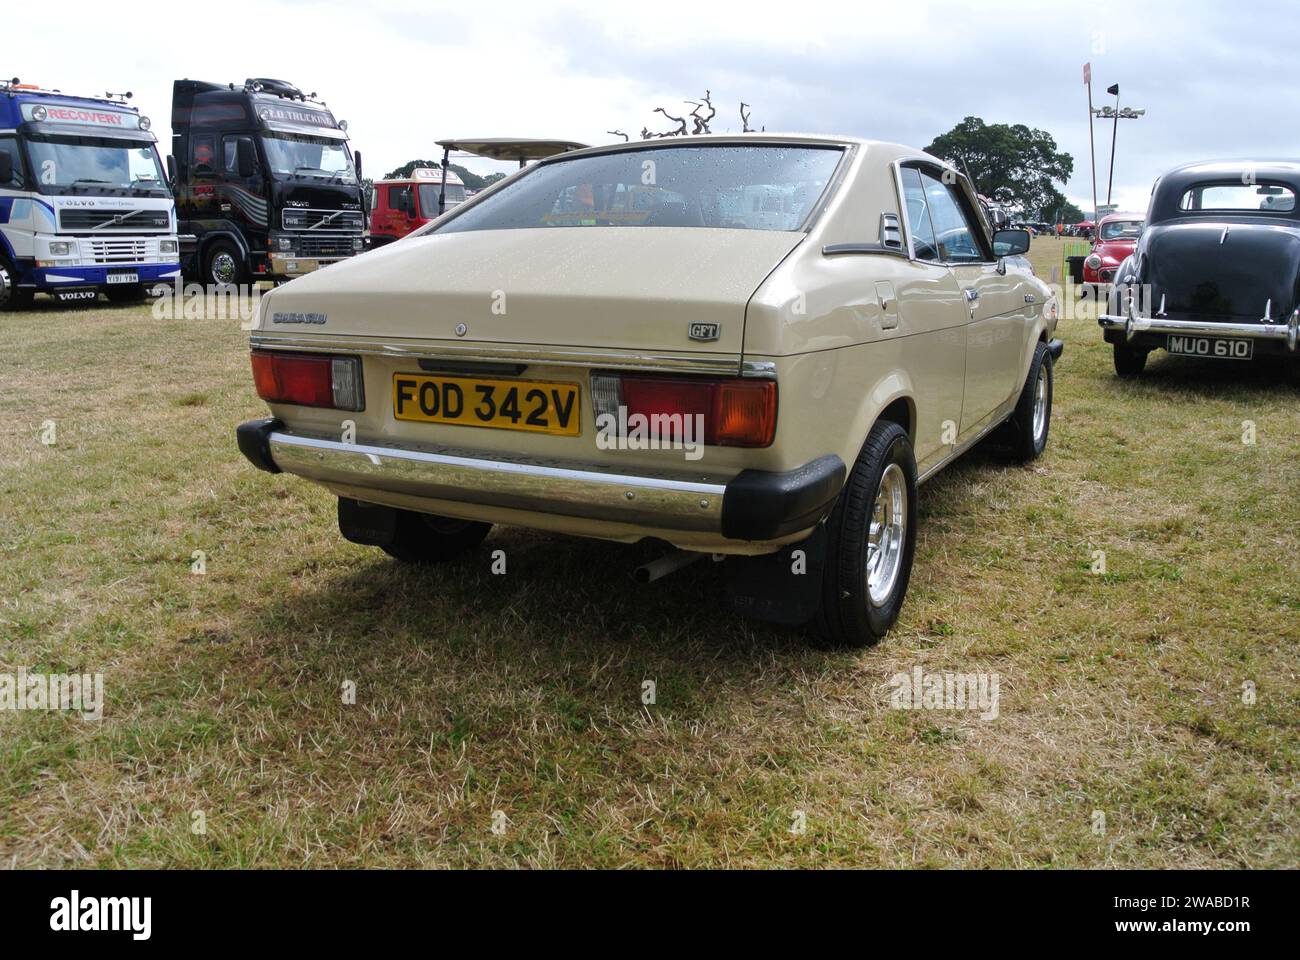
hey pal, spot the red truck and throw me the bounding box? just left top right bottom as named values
left=368, top=168, right=465, bottom=248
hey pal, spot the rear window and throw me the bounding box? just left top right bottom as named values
left=1100, top=219, right=1143, bottom=240
left=432, top=144, right=844, bottom=233
left=1179, top=182, right=1296, bottom=213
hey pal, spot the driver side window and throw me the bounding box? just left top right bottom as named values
left=0, top=137, right=23, bottom=188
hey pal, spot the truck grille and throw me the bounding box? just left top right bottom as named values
left=296, top=236, right=356, bottom=258
left=89, top=239, right=149, bottom=263
left=283, top=208, right=364, bottom=232
left=60, top=209, right=171, bottom=231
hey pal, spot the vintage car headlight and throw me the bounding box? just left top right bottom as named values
left=1085, top=254, right=1103, bottom=270
left=48, top=241, right=73, bottom=256
left=159, top=239, right=178, bottom=255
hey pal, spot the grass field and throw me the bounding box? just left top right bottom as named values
left=1, top=235, right=1296, bottom=868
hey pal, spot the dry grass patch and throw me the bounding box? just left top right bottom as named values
left=0, top=241, right=1296, bottom=868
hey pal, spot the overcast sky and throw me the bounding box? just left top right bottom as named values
left=10, top=0, right=1297, bottom=216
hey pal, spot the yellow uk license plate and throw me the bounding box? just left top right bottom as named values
left=392, top=373, right=581, bottom=436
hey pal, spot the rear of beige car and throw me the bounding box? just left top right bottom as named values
left=238, top=139, right=852, bottom=558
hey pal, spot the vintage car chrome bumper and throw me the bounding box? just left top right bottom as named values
left=236, top=419, right=845, bottom=542
left=1098, top=310, right=1300, bottom=351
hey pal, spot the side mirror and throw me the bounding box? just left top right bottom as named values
left=165, top=154, right=177, bottom=189
left=236, top=138, right=256, bottom=179
left=0, top=151, right=12, bottom=184
left=353, top=149, right=362, bottom=181
left=992, top=228, right=1030, bottom=257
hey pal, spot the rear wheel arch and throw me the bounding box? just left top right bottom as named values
left=877, top=396, right=915, bottom=443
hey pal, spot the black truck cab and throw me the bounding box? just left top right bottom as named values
left=171, top=78, right=364, bottom=285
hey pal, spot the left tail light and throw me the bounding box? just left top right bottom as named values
left=251, top=350, right=365, bottom=411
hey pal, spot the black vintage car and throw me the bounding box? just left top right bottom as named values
left=1100, top=159, right=1300, bottom=376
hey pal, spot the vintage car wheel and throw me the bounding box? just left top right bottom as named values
left=1113, top=341, right=1148, bottom=378
left=381, top=509, right=492, bottom=564
left=1008, top=341, right=1054, bottom=461
left=812, top=420, right=917, bottom=648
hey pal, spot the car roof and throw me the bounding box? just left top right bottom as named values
left=1151, top=159, right=1300, bottom=221
left=545, top=132, right=943, bottom=165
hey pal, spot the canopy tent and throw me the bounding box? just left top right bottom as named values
left=431, top=138, right=590, bottom=215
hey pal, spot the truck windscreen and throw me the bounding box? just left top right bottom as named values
left=261, top=134, right=356, bottom=183
left=24, top=135, right=168, bottom=195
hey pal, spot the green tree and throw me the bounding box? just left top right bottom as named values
left=924, top=117, right=1074, bottom=220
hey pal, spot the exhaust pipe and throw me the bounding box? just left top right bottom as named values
left=634, top=549, right=705, bottom=584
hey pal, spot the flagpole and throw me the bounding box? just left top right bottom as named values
left=1085, top=62, right=1097, bottom=224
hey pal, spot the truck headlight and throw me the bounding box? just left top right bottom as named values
left=49, top=241, right=73, bottom=256
left=277, top=237, right=294, bottom=251
left=159, top=239, right=178, bottom=255
left=352, top=237, right=363, bottom=251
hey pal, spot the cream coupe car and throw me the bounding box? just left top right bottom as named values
left=237, top=134, right=1062, bottom=647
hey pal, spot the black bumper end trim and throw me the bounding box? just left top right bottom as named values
left=237, top=418, right=283, bottom=473
left=721, top=454, right=846, bottom=541
left=1047, top=338, right=1065, bottom=361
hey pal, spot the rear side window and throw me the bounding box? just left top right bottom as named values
left=900, top=167, right=939, bottom=260
left=434, top=144, right=844, bottom=233
left=1179, top=182, right=1296, bottom=213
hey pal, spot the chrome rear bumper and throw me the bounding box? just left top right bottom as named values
left=1098, top=311, right=1300, bottom=350
left=236, top=419, right=845, bottom=541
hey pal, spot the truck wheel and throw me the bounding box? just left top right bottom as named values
left=1007, top=341, right=1053, bottom=462
left=106, top=284, right=147, bottom=303
left=204, top=240, right=247, bottom=287
left=381, top=510, right=492, bottom=564
left=1113, top=341, right=1148, bottom=378
left=811, top=420, right=917, bottom=648
left=0, top=259, right=34, bottom=312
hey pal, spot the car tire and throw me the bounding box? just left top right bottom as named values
left=203, top=239, right=247, bottom=288
left=1007, top=341, right=1053, bottom=462
left=1113, top=341, right=1148, bottom=378
left=810, top=420, right=917, bottom=648
left=106, top=284, right=147, bottom=303
left=381, top=510, right=492, bottom=564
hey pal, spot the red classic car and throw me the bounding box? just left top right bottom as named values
left=1083, top=213, right=1144, bottom=291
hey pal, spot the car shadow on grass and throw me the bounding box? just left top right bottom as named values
left=234, top=523, right=823, bottom=681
